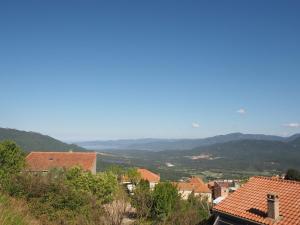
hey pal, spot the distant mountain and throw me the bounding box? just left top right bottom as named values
left=0, top=128, right=85, bottom=152
left=155, top=137, right=300, bottom=171
left=96, top=136, right=300, bottom=180
left=285, top=133, right=300, bottom=142
left=76, top=133, right=292, bottom=151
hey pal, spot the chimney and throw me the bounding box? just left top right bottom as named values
left=267, top=193, right=279, bottom=220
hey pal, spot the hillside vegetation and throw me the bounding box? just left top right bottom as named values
left=0, top=194, right=40, bottom=225
left=0, top=140, right=211, bottom=225
left=0, top=128, right=84, bottom=152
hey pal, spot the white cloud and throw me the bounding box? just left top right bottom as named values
left=192, top=122, right=200, bottom=128
left=237, top=108, right=246, bottom=114
left=283, top=123, right=300, bottom=128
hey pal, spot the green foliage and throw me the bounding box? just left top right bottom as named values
left=0, top=141, right=25, bottom=189
left=66, top=167, right=118, bottom=203
left=165, top=192, right=211, bottom=225
left=0, top=141, right=25, bottom=174
left=5, top=167, right=120, bottom=224
left=131, top=179, right=153, bottom=220
left=151, top=182, right=179, bottom=220
left=285, top=169, right=300, bottom=181
left=126, top=168, right=141, bottom=185
left=107, top=165, right=125, bottom=182
left=0, top=194, right=40, bottom=225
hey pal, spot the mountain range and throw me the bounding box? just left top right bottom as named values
left=94, top=135, right=300, bottom=180
left=1, top=127, right=300, bottom=179
left=0, top=128, right=84, bottom=152
left=76, top=133, right=300, bottom=151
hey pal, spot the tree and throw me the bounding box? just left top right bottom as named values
left=285, top=169, right=300, bottom=181
left=131, top=179, right=153, bottom=220
left=66, top=167, right=118, bottom=203
left=0, top=141, right=25, bottom=188
left=107, top=165, right=125, bottom=182
left=126, top=168, right=141, bottom=185
left=151, top=182, right=179, bottom=221
left=167, top=192, right=211, bottom=225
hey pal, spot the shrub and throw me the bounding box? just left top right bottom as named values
left=6, top=167, right=119, bottom=224
left=131, top=179, right=153, bottom=220
left=167, top=192, right=211, bottom=225
left=66, top=167, right=118, bottom=203
left=0, top=141, right=25, bottom=190
left=151, top=182, right=179, bottom=220
left=285, top=169, right=300, bottom=181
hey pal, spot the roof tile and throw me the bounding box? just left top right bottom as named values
left=213, top=176, right=300, bottom=225
left=137, top=168, right=160, bottom=183
left=26, top=152, right=97, bottom=172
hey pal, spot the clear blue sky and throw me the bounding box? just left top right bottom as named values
left=0, top=0, right=299, bottom=141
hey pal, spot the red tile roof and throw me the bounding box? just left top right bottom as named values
left=190, top=177, right=205, bottom=185
left=213, top=176, right=300, bottom=225
left=26, top=152, right=97, bottom=172
left=174, top=177, right=211, bottom=193
left=137, top=168, right=160, bottom=183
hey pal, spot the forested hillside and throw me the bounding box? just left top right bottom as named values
left=165, top=138, right=300, bottom=171
left=0, top=128, right=84, bottom=151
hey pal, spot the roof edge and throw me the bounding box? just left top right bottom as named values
left=213, top=209, right=265, bottom=225
left=251, top=176, right=300, bottom=185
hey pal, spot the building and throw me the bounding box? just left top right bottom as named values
left=25, top=151, right=97, bottom=174
left=212, top=180, right=240, bottom=199
left=213, top=176, right=300, bottom=225
left=137, top=168, right=160, bottom=189
left=174, top=177, right=212, bottom=202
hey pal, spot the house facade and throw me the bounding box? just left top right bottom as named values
left=213, top=176, right=300, bottom=225
left=212, top=180, right=240, bottom=199
left=213, top=181, right=230, bottom=199
left=174, top=177, right=212, bottom=202
left=25, top=151, right=97, bottom=174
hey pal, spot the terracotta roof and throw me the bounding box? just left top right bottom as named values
left=26, top=152, right=97, bottom=172
left=174, top=177, right=211, bottom=193
left=190, top=177, right=205, bottom=185
left=137, top=168, right=160, bottom=183
left=213, top=176, right=300, bottom=225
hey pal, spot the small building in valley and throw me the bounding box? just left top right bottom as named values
left=211, top=180, right=240, bottom=200
left=174, top=177, right=212, bottom=202
left=213, top=181, right=230, bottom=199
left=25, top=151, right=97, bottom=174
left=213, top=176, right=300, bottom=225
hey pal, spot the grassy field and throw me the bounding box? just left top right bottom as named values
left=0, top=194, right=39, bottom=225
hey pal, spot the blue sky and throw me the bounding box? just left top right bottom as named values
left=0, top=0, right=300, bottom=141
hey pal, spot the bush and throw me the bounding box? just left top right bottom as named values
left=0, top=141, right=25, bottom=190
left=167, top=192, right=211, bottom=225
left=66, top=167, right=118, bottom=203
left=6, top=167, right=119, bottom=224
left=131, top=179, right=153, bottom=220
left=151, top=182, right=179, bottom=220
left=285, top=169, right=300, bottom=181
